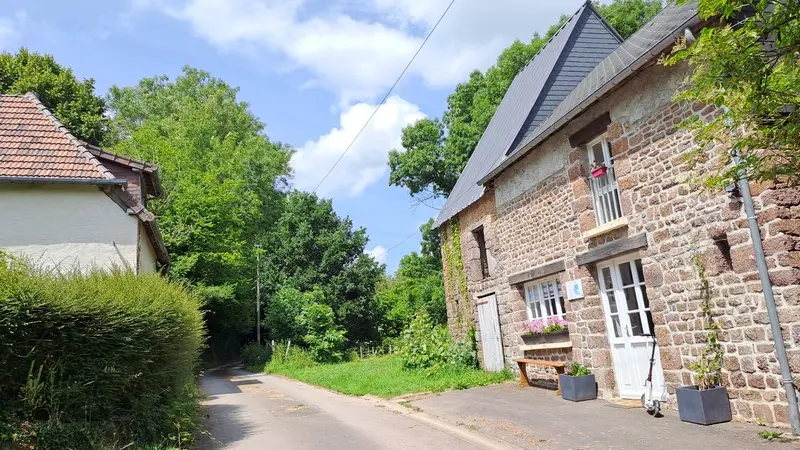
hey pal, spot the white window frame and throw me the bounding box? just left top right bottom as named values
left=587, top=135, right=623, bottom=226
left=523, top=277, right=566, bottom=321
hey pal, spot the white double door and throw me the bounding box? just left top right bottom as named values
left=598, top=256, right=666, bottom=399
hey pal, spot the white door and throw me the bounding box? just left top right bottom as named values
left=598, top=256, right=666, bottom=399
left=477, top=294, right=504, bottom=372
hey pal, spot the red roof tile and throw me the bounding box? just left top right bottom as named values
left=0, top=94, right=113, bottom=180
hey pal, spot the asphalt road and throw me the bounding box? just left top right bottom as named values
left=198, top=368, right=491, bottom=450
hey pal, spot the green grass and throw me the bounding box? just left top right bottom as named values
left=263, top=355, right=512, bottom=398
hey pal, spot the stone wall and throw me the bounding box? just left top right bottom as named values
left=440, top=60, right=800, bottom=426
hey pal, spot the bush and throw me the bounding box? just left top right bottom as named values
left=242, top=342, right=272, bottom=371
left=398, top=314, right=477, bottom=371
left=299, top=302, right=347, bottom=363
left=0, top=255, right=205, bottom=449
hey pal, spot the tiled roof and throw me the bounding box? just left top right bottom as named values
left=434, top=1, right=622, bottom=227
left=0, top=93, right=113, bottom=180
left=479, top=1, right=700, bottom=185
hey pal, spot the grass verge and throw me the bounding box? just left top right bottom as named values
left=262, top=354, right=512, bottom=398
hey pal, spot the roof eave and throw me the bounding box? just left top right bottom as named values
left=0, top=176, right=129, bottom=186
left=478, top=13, right=702, bottom=187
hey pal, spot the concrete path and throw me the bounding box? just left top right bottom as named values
left=410, top=382, right=798, bottom=449
left=198, top=368, right=498, bottom=450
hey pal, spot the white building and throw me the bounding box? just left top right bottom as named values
left=0, top=93, right=169, bottom=273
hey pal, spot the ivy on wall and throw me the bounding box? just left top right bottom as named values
left=443, top=218, right=470, bottom=331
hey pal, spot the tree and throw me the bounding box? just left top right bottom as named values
left=594, top=1, right=663, bottom=39
left=389, top=1, right=663, bottom=201
left=106, top=67, right=293, bottom=340
left=261, top=191, right=385, bottom=344
left=664, top=0, right=800, bottom=188
left=377, top=220, right=447, bottom=336
left=0, top=48, right=107, bottom=144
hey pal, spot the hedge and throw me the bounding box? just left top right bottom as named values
left=0, top=254, right=205, bottom=448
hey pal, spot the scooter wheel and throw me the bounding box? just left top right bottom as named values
left=652, top=400, right=661, bottom=418
left=640, top=394, right=646, bottom=409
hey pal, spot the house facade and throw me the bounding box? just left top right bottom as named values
left=438, top=1, right=800, bottom=427
left=0, top=93, right=169, bottom=273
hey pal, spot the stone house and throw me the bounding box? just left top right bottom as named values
left=0, top=93, right=169, bottom=273
left=436, top=1, right=800, bottom=427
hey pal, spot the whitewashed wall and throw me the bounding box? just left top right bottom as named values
left=138, top=222, right=158, bottom=273
left=0, top=183, right=140, bottom=273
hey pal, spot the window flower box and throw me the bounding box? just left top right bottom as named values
left=521, top=317, right=569, bottom=345
left=590, top=165, right=608, bottom=178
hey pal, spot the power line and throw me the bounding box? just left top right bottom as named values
left=370, top=229, right=422, bottom=260
left=312, top=0, right=457, bottom=194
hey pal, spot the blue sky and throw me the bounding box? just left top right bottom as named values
left=0, top=0, right=583, bottom=272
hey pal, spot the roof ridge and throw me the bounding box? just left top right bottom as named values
left=23, top=92, right=115, bottom=181
left=584, top=0, right=625, bottom=43
left=83, top=142, right=158, bottom=173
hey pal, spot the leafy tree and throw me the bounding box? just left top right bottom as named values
left=0, top=48, right=107, bottom=144
left=299, top=299, right=348, bottom=363
left=594, top=0, right=663, bottom=39
left=665, top=0, right=800, bottom=188
left=389, top=0, right=662, bottom=200
left=261, top=191, right=384, bottom=344
left=377, top=220, right=446, bottom=336
left=106, top=67, right=293, bottom=338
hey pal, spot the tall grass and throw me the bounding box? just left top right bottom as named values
left=0, top=255, right=205, bottom=449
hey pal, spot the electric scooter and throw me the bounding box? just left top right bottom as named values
left=641, top=333, right=661, bottom=417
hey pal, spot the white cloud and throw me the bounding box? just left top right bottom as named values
left=0, top=11, right=26, bottom=50
left=365, top=245, right=387, bottom=264
left=135, top=0, right=584, bottom=104
left=291, top=95, right=425, bottom=197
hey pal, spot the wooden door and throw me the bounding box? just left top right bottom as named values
left=477, top=293, right=504, bottom=372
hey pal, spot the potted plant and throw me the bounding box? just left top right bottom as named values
left=675, top=254, right=732, bottom=425
left=590, top=160, right=607, bottom=178
left=521, top=317, right=569, bottom=345
left=559, top=361, right=597, bottom=402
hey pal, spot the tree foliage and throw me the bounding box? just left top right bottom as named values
left=0, top=48, right=107, bottom=144
left=261, top=191, right=385, bottom=345
left=377, top=219, right=446, bottom=336
left=106, top=67, right=293, bottom=336
left=665, top=0, right=800, bottom=188
left=388, top=0, right=662, bottom=200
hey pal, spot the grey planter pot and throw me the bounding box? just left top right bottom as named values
left=559, top=373, right=597, bottom=402
left=675, top=385, right=732, bottom=425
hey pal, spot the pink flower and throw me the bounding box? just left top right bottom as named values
left=524, top=318, right=544, bottom=335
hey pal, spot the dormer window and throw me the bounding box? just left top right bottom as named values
left=588, top=136, right=623, bottom=225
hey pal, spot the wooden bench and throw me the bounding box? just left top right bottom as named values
left=514, top=358, right=566, bottom=395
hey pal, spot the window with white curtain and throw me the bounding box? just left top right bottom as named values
left=524, top=277, right=566, bottom=320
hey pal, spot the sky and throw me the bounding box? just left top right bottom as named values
left=0, top=0, right=584, bottom=272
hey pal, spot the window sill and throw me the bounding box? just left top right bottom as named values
left=519, top=342, right=573, bottom=352
left=582, top=217, right=628, bottom=240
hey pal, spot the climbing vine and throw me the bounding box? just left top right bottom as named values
left=443, top=218, right=470, bottom=331
left=691, top=252, right=723, bottom=390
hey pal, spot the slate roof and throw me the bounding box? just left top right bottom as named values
left=479, top=1, right=701, bottom=185
left=0, top=94, right=114, bottom=180
left=434, top=1, right=622, bottom=227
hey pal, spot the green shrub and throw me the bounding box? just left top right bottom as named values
left=242, top=342, right=272, bottom=371
left=267, top=341, right=316, bottom=372
left=0, top=255, right=205, bottom=448
left=299, top=302, right=347, bottom=363
left=398, top=314, right=477, bottom=371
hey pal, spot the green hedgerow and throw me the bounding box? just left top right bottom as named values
left=0, top=254, right=205, bottom=449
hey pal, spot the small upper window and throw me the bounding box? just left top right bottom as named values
left=588, top=136, right=623, bottom=226
left=524, top=278, right=566, bottom=320
left=473, top=227, right=489, bottom=279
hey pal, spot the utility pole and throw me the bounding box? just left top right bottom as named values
left=256, top=250, right=261, bottom=346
